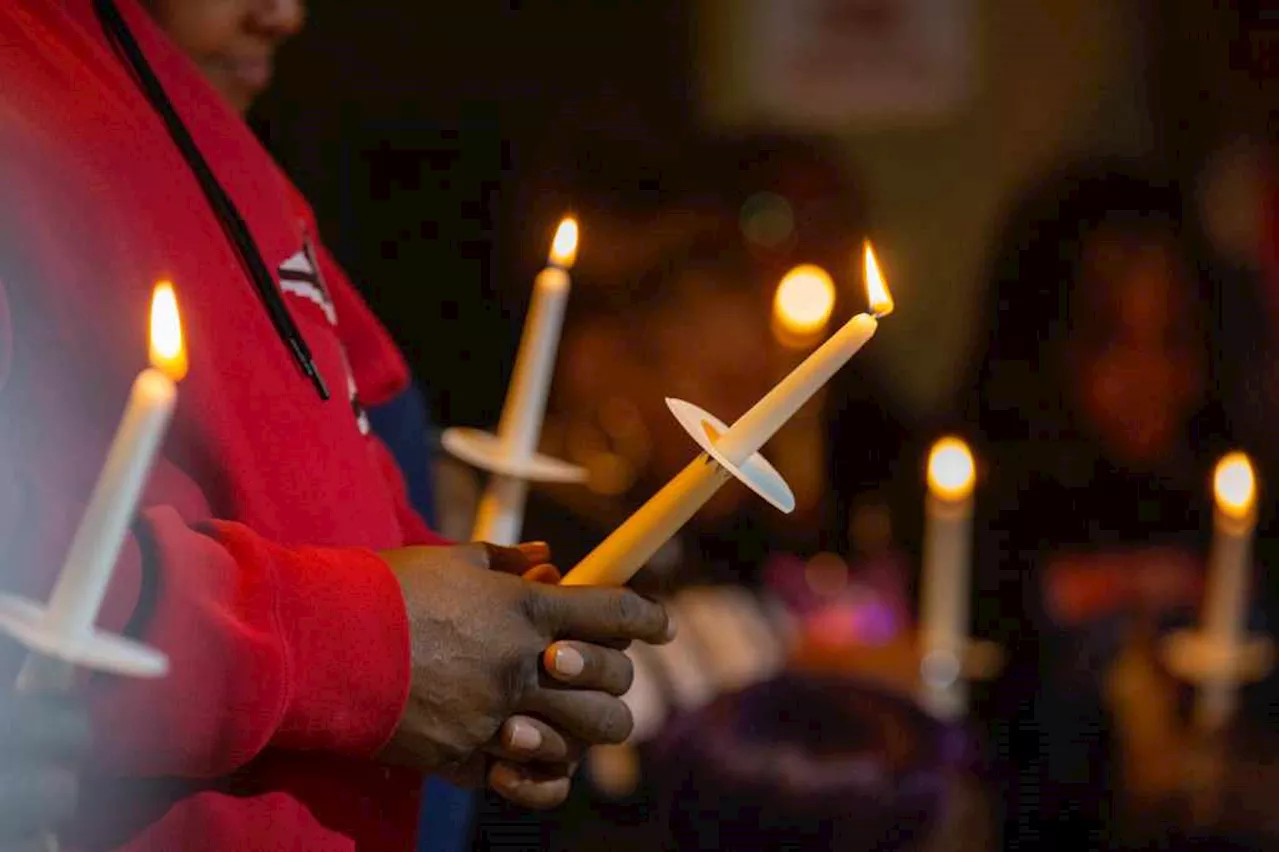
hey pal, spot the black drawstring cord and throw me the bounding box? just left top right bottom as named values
left=92, top=0, right=330, bottom=401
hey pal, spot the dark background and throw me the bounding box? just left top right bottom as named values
left=251, top=0, right=693, bottom=429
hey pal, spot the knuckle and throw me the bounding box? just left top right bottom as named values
left=599, top=700, right=634, bottom=744
left=501, top=651, right=537, bottom=706
left=611, top=592, right=645, bottom=630
left=471, top=543, right=494, bottom=569
left=517, top=587, right=549, bottom=629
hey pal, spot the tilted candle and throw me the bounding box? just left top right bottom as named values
left=0, top=282, right=183, bottom=692
left=561, top=242, right=894, bottom=586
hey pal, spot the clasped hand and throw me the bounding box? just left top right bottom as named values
left=378, top=542, right=672, bottom=808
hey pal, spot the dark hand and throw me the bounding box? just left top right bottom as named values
left=0, top=694, right=89, bottom=850
left=377, top=542, right=670, bottom=800
left=479, top=546, right=646, bottom=808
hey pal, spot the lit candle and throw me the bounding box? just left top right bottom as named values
left=470, top=217, right=579, bottom=545
left=0, top=283, right=182, bottom=692
left=561, top=242, right=894, bottom=587
left=918, top=436, right=976, bottom=720
left=1195, top=451, right=1257, bottom=733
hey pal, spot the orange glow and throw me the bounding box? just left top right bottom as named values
left=863, top=241, right=895, bottom=317
left=148, top=282, right=187, bottom=381
left=927, top=437, right=975, bottom=501
left=549, top=217, right=579, bottom=268
left=772, top=264, right=836, bottom=342
left=1213, top=452, right=1256, bottom=521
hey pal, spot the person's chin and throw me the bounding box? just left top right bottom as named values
left=207, top=67, right=268, bottom=115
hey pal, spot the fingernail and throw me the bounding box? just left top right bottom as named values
left=508, top=720, right=542, bottom=752
left=553, top=645, right=585, bottom=677
left=663, top=617, right=678, bottom=642
left=518, top=541, right=550, bottom=560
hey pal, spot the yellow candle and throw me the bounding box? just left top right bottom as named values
left=919, top=436, right=976, bottom=720
left=561, top=243, right=894, bottom=587
left=471, top=217, right=578, bottom=545
left=1195, top=451, right=1257, bottom=732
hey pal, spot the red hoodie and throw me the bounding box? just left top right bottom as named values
left=0, top=1, right=445, bottom=848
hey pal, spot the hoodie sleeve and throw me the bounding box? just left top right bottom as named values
left=0, top=367, right=422, bottom=779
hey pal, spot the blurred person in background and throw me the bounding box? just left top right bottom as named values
left=963, top=162, right=1276, bottom=850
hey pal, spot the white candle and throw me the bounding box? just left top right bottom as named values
left=471, top=217, right=578, bottom=545
left=918, top=436, right=976, bottom=720
left=1195, top=451, right=1257, bottom=733
left=17, top=282, right=186, bottom=691
left=561, top=242, right=894, bottom=586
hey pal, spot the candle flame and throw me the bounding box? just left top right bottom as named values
left=772, top=264, right=835, bottom=342
left=863, top=241, right=894, bottom=317
left=927, top=436, right=975, bottom=501
left=1213, top=451, right=1256, bottom=520
left=549, top=217, right=579, bottom=268
left=149, top=281, right=187, bottom=382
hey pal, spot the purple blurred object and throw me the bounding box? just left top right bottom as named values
left=652, top=672, right=968, bottom=851
left=764, top=550, right=913, bottom=646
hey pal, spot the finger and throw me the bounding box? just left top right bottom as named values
left=477, top=541, right=551, bottom=577
left=530, top=586, right=672, bottom=645
left=0, top=697, right=91, bottom=759
left=521, top=563, right=561, bottom=585
left=0, top=767, right=79, bottom=837
left=484, top=716, right=582, bottom=765
left=471, top=541, right=529, bottom=576
left=521, top=689, right=633, bottom=745
left=516, top=542, right=551, bottom=567
left=488, top=761, right=573, bottom=810
left=542, top=641, right=634, bottom=696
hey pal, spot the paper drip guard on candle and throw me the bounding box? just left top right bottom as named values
left=561, top=242, right=894, bottom=587
left=0, top=283, right=183, bottom=684
left=441, top=216, right=587, bottom=546
left=440, top=429, right=586, bottom=483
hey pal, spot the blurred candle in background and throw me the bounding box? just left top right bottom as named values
left=1196, top=451, right=1257, bottom=733
left=919, top=436, right=976, bottom=720
left=771, top=263, right=835, bottom=348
